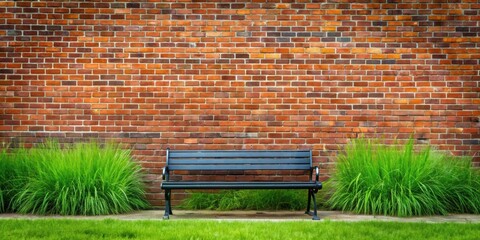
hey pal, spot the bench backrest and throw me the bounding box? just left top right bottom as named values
left=166, top=149, right=312, bottom=171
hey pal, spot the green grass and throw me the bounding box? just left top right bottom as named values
left=0, top=219, right=479, bottom=240
left=1, top=141, right=149, bottom=215
left=180, top=190, right=308, bottom=211
left=327, top=138, right=480, bottom=216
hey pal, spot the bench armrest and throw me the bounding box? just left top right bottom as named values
left=313, top=166, right=319, bottom=182
left=162, top=167, right=169, bottom=181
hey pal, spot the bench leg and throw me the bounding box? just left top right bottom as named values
left=305, top=189, right=320, bottom=220
left=305, top=189, right=312, bottom=214
left=163, top=189, right=172, bottom=220
left=310, top=190, right=320, bottom=220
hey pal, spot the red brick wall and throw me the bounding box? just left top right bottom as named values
left=0, top=0, right=479, bottom=206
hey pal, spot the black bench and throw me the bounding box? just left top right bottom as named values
left=161, top=149, right=322, bottom=220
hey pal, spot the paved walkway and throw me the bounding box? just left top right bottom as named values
left=1, top=210, right=480, bottom=223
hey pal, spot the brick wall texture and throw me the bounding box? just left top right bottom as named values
left=0, top=0, right=479, bottom=206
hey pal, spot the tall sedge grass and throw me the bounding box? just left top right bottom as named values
left=0, top=150, right=9, bottom=213
left=327, top=138, right=480, bottom=216
left=4, top=141, right=149, bottom=215
left=439, top=152, right=480, bottom=214
left=0, top=149, right=10, bottom=212
left=1, top=146, right=37, bottom=213
left=181, top=190, right=307, bottom=211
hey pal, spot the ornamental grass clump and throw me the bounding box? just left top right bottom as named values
left=327, top=138, right=480, bottom=216
left=11, top=141, right=149, bottom=215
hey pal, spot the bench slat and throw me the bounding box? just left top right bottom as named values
left=169, top=150, right=311, bottom=158
left=168, top=164, right=311, bottom=171
left=169, top=158, right=310, bottom=165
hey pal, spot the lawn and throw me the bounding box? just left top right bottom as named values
left=0, top=219, right=479, bottom=240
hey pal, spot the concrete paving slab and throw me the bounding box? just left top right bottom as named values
left=1, top=210, right=480, bottom=223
